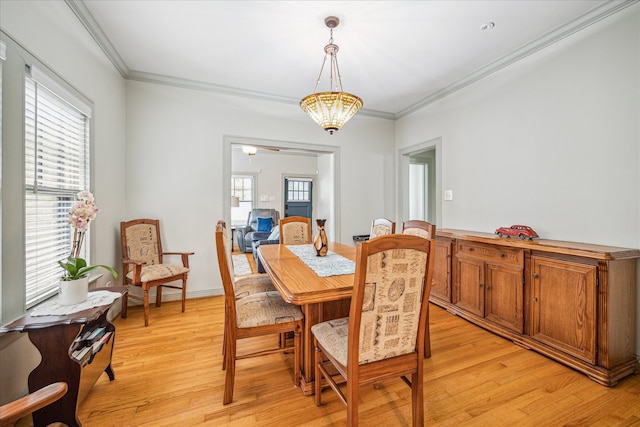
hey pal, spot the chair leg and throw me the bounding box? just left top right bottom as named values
left=120, top=293, right=128, bottom=319
left=411, top=371, right=424, bottom=426
left=223, top=330, right=237, bottom=405
left=155, top=285, right=162, bottom=307
left=143, top=289, right=150, bottom=327
left=346, top=382, right=359, bottom=426
left=181, top=278, right=187, bottom=312
left=314, top=345, right=323, bottom=406
left=293, top=326, right=301, bottom=387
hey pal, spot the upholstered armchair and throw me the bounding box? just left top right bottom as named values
left=252, top=227, right=280, bottom=273
left=236, top=209, right=280, bottom=253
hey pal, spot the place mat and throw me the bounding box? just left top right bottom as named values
left=30, top=290, right=123, bottom=317
left=286, top=244, right=355, bottom=277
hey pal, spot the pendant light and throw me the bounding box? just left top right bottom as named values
left=300, top=16, right=363, bottom=134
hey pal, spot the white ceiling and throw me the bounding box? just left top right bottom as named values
left=69, top=0, right=631, bottom=119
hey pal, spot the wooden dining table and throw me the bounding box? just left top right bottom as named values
left=257, top=241, right=355, bottom=395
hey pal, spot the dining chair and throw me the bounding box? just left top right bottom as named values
left=401, top=219, right=434, bottom=239
left=369, top=218, right=396, bottom=239
left=0, top=382, right=68, bottom=426
left=401, top=220, right=436, bottom=358
left=120, top=218, right=195, bottom=326
left=216, top=220, right=278, bottom=364
left=215, top=222, right=303, bottom=405
left=279, top=216, right=312, bottom=244
left=312, top=233, right=436, bottom=426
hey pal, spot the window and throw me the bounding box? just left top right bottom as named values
left=231, top=175, right=254, bottom=226
left=286, top=179, right=311, bottom=201
left=24, top=65, right=92, bottom=308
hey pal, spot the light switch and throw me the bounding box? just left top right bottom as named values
left=269, top=196, right=275, bottom=201
left=260, top=195, right=268, bottom=202
left=444, top=190, right=453, bottom=201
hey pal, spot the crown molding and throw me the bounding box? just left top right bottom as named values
left=65, top=0, right=129, bottom=77
left=126, top=70, right=396, bottom=120
left=66, top=0, right=637, bottom=120
left=395, top=0, right=639, bottom=118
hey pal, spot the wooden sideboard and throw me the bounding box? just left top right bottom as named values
left=431, top=229, right=639, bottom=386
left=0, top=287, right=127, bottom=427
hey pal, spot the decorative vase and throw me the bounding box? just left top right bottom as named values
left=58, top=276, right=89, bottom=306
left=314, top=219, right=328, bottom=257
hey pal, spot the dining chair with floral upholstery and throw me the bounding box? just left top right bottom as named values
left=312, top=233, right=436, bottom=426
left=369, top=218, right=396, bottom=239
left=120, top=218, right=194, bottom=326
left=279, top=216, right=312, bottom=245
left=215, top=222, right=303, bottom=405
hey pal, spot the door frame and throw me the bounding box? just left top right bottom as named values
left=398, top=137, right=442, bottom=226
left=222, top=135, right=341, bottom=242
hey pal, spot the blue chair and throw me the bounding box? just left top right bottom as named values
left=236, top=209, right=280, bottom=253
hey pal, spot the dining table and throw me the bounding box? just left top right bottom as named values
left=257, top=241, right=356, bottom=395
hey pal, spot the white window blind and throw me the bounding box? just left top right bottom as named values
left=24, top=66, right=91, bottom=308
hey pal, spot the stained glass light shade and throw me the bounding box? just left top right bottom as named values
left=300, top=91, right=363, bottom=134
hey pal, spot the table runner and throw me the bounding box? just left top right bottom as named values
left=286, top=244, right=355, bottom=277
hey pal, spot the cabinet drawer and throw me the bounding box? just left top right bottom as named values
left=457, top=242, right=523, bottom=265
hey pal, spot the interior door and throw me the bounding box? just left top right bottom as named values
left=284, top=178, right=313, bottom=219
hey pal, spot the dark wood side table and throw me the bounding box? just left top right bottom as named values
left=0, top=286, right=128, bottom=427
left=231, top=226, right=237, bottom=252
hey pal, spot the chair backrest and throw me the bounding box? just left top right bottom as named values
left=370, top=218, right=396, bottom=239
left=246, top=209, right=280, bottom=232
left=349, top=233, right=435, bottom=365
left=215, top=220, right=239, bottom=326
left=121, top=219, right=164, bottom=274
left=401, top=220, right=435, bottom=240
left=279, top=216, right=312, bottom=244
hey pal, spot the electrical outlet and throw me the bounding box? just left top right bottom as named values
left=444, top=190, right=453, bottom=201
left=260, top=195, right=268, bottom=202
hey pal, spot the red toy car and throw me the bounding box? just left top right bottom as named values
left=495, top=225, right=538, bottom=240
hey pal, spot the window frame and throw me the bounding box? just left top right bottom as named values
left=231, top=174, right=256, bottom=227
left=23, top=64, right=93, bottom=309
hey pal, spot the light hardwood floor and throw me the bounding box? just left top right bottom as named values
left=15, top=270, right=640, bottom=426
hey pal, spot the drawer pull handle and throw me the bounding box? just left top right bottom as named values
left=478, top=283, right=483, bottom=287
left=532, top=273, right=539, bottom=278
left=533, top=297, right=539, bottom=302
left=499, top=253, right=505, bottom=258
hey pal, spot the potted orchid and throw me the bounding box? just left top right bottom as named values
left=58, top=191, right=117, bottom=305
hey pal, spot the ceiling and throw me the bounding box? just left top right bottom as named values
left=69, top=0, right=631, bottom=119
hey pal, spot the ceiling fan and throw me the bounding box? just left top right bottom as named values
left=239, top=145, right=280, bottom=156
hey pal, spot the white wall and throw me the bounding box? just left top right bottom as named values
left=1, top=0, right=126, bottom=403
left=396, top=4, right=640, bottom=355
left=125, top=80, right=395, bottom=299
left=232, top=149, right=319, bottom=218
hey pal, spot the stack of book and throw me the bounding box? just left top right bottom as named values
left=70, top=326, right=112, bottom=366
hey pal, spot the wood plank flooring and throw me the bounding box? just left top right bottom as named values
left=15, top=265, right=640, bottom=426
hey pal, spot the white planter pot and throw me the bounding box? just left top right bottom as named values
left=58, top=276, right=89, bottom=306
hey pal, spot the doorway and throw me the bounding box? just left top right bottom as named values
left=223, top=135, right=342, bottom=242
left=398, top=138, right=442, bottom=226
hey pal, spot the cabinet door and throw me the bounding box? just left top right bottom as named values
left=531, top=256, right=597, bottom=364
left=485, top=263, right=523, bottom=333
left=454, top=257, right=484, bottom=317
left=431, top=240, right=451, bottom=302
